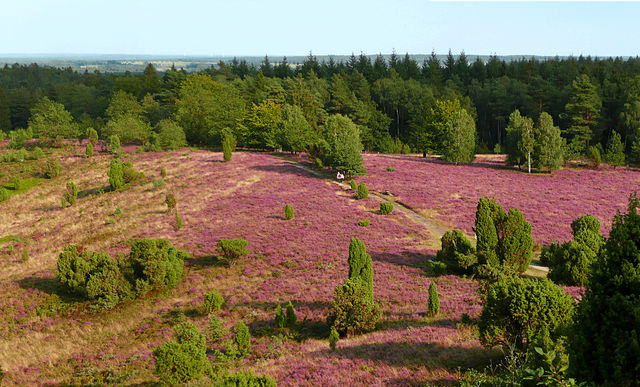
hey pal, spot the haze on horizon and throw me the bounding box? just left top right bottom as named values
left=1, top=0, right=639, bottom=58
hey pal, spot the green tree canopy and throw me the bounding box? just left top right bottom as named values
left=276, top=103, right=315, bottom=153
left=236, top=100, right=282, bottom=149
left=175, top=74, right=246, bottom=145
left=320, top=114, right=365, bottom=174
left=28, top=96, right=77, bottom=141
left=533, top=112, right=565, bottom=171
left=505, top=109, right=534, bottom=169
left=441, top=108, right=476, bottom=163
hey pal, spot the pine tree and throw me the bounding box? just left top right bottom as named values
left=428, top=281, right=440, bottom=317
left=564, top=74, right=601, bottom=152
left=605, top=130, right=625, bottom=168
left=347, top=237, right=373, bottom=301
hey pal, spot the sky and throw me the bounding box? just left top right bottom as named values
left=1, top=0, right=638, bottom=57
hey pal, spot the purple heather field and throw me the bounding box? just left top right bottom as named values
left=1, top=149, right=609, bottom=385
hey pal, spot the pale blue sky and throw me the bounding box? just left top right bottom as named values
left=1, top=0, right=638, bottom=57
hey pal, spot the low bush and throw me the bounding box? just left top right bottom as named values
left=85, top=142, right=93, bottom=158
left=543, top=214, right=603, bottom=286
left=285, top=204, right=294, bottom=220
left=326, top=278, right=382, bottom=336
left=217, top=371, right=276, bottom=387
left=12, top=176, right=21, bottom=191
left=31, top=147, right=45, bottom=160
left=128, top=238, right=188, bottom=294
left=385, top=165, right=395, bottom=172
left=41, top=158, right=61, bottom=179
left=160, top=166, right=166, bottom=178
left=122, top=162, right=145, bottom=184
left=153, top=322, right=209, bottom=386
left=356, top=182, right=368, bottom=199
left=479, top=278, right=575, bottom=351
left=435, top=229, right=477, bottom=273
left=426, top=260, right=447, bottom=276
left=57, top=245, right=132, bottom=308
left=201, top=290, right=224, bottom=314
left=379, top=201, right=393, bottom=215
left=0, top=188, right=9, bottom=202
left=216, top=239, right=248, bottom=266
left=165, top=193, right=176, bottom=212
left=350, top=180, right=357, bottom=191
left=153, top=178, right=165, bottom=188
left=64, top=182, right=78, bottom=205
left=156, top=119, right=187, bottom=150
left=357, top=219, right=370, bottom=227
left=208, top=315, right=228, bottom=343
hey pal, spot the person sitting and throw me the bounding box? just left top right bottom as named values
left=336, top=171, right=344, bottom=182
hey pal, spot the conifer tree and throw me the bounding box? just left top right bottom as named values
left=347, top=237, right=373, bottom=301
left=605, top=130, right=625, bottom=168
left=571, top=195, right=640, bottom=384
left=428, top=281, right=440, bottom=317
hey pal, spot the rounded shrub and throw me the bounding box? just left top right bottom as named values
left=160, top=166, right=167, bottom=178
left=356, top=182, right=368, bottom=199
left=285, top=204, right=294, bottom=220
left=128, top=239, right=188, bottom=294
left=479, top=278, right=575, bottom=351
left=216, top=238, right=248, bottom=266
left=41, top=158, right=62, bottom=179
left=0, top=188, right=8, bottom=202
left=220, top=371, right=276, bottom=387
left=85, top=142, right=93, bottom=158
left=153, top=322, right=209, bottom=386
left=208, top=315, right=228, bottom=343
left=31, top=146, right=45, bottom=160
left=350, top=180, right=358, bottom=191
left=175, top=212, right=182, bottom=231
left=327, top=278, right=382, bottom=336
left=200, top=290, right=224, bottom=315
left=435, top=229, right=477, bottom=273
left=379, top=201, right=393, bottom=215
left=65, top=182, right=78, bottom=205
left=358, top=219, right=370, bottom=227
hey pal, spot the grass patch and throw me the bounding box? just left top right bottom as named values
left=2, top=177, right=41, bottom=196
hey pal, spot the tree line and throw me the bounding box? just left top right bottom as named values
left=1, top=51, right=640, bottom=165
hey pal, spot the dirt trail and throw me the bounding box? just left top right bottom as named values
left=281, top=157, right=549, bottom=273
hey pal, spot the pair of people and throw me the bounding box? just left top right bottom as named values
left=336, top=171, right=344, bottom=183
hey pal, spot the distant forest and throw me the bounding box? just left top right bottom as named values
left=1, top=51, right=640, bottom=156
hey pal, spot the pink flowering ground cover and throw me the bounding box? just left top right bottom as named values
left=358, top=154, right=639, bottom=244
left=0, top=149, right=492, bottom=385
